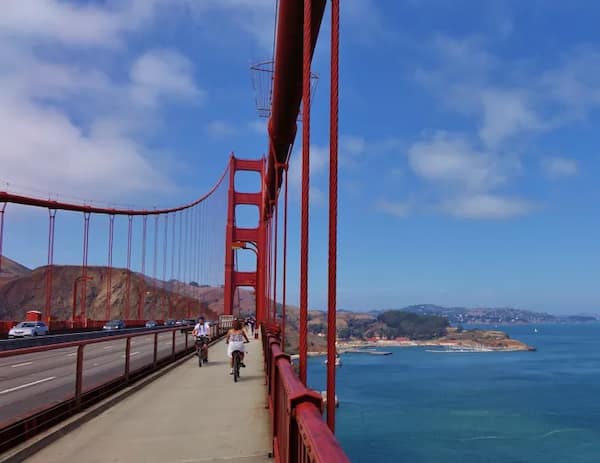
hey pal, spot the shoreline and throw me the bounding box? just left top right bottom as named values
left=336, top=339, right=535, bottom=352
left=293, top=337, right=535, bottom=357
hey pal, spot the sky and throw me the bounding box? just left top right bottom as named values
left=1, top=1, right=599, bottom=314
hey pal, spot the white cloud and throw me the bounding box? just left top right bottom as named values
left=184, top=0, right=276, bottom=50
left=0, top=0, right=160, bottom=47
left=0, top=41, right=199, bottom=203
left=541, top=157, right=579, bottom=178
left=479, top=89, right=542, bottom=147
left=376, top=199, right=411, bottom=218
left=130, top=49, right=202, bottom=107
left=407, top=132, right=505, bottom=191
left=419, top=37, right=600, bottom=147
left=0, top=98, right=170, bottom=200
left=206, top=120, right=237, bottom=138
left=248, top=119, right=267, bottom=135
left=288, top=145, right=329, bottom=188
left=442, top=195, right=535, bottom=220
left=400, top=131, right=531, bottom=220
left=341, top=135, right=366, bottom=156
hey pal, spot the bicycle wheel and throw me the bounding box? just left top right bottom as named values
left=233, top=352, right=240, bottom=382
left=198, top=347, right=202, bottom=367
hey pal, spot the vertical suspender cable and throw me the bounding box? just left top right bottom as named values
left=327, top=0, right=340, bottom=433
left=195, top=206, right=200, bottom=298
left=139, top=216, right=148, bottom=320
left=44, top=209, right=57, bottom=326
left=178, top=210, right=183, bottom=290
left=126, top=215, right=133, bottom=321
left=272, top=201, right=279, bottom=321
left=81, top=212, right=90, bottom=324
left=0, top=203, right=6, bottom=275
left=170, top=211, right=176, bottom=318
left=183, top=208, right=188, bottom=289
left=282, top=168, right=288, bottom=350
left=162, top=214, right=168, bottom=319
left=106, top=214, right=115, bottom=321
left=272, top=152, right=280, bottom=322
left=266, top=220, right=271, bottom=321
left=299, top=0, right=312, bottom=385
left=153, top=214, right=159, bottom=319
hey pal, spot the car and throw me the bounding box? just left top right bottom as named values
left=164, top=319, right=176, bottom=327
left=8, top=321, right=49, bottom=338
left=103, top=320, right=126, bottom=330
left=145, top=320, right=158, bottom=328
left=184, top=318, right=197, bottom=326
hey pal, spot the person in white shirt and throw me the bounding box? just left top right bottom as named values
left=192, top=316, right=211, bottom=360
left=193, top=316, right=210, bottom=336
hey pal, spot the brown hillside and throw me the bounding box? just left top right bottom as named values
left=0, top=265, right=228, bottom=321
left=0, top=256, right=31, bottom=288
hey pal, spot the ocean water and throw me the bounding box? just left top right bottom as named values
left=307, top=324, right=600, bottom=463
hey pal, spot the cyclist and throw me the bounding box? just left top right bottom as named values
left=226, top=319, right=249, bottom=375
left=192, top=316, right=211, bottom=361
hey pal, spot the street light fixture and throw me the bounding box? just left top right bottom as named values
left=232, top=240, right=258, bottom=256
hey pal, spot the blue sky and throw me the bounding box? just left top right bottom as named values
left=1, top=1, right=599, bottom=314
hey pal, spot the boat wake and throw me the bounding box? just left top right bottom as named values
left=540, top=428, right=583, bottom=439
left=461, top=435, right=503, bottom=442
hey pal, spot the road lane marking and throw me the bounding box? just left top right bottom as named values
left=103, top=346, right=113, bottom=350
left=0, top=377, right=56, bottom=395
left=122, top=351, right=140, bottom=358
left=93, top=363, right=99, bottom=366
left=11, top=362, right=33, bottom=368
left=67, top=353, right=76, bottom=357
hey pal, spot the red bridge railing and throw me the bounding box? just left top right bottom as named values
left=0, top=321, right=232, bottom=453
left=262, top=325, right=349, bottom=463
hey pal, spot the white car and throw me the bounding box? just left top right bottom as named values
left=8, top=321, right=49, bottom=338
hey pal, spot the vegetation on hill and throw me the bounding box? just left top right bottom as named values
left=376, top=310, right=449, bottom=339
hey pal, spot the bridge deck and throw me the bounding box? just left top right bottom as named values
left=25, top=337, right=271, bottom=463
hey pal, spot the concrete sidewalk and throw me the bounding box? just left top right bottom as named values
left=25, top=337, right=272, bottom=463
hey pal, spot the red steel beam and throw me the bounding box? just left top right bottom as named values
left=265, top=0, right=326, bottom=215
left=0, top=163, right=228, bottom=216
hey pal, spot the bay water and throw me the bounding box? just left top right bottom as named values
left=307, top=324, right=600, bottom=462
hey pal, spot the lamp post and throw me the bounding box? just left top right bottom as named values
left=232, top=240, right=258, bottom=256
left=232, top=240, right=260, bottom=333
left=72, top=275, right=93, bottom=328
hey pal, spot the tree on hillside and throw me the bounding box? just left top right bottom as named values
left=377, top=310, right=448, bottom=339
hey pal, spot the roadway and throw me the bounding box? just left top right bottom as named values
left=0, top=331, right=190, bottom=428
left=0, top=327, right=170, bottom=351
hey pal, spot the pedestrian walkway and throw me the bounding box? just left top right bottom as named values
left=25, top=336, right=271, bottom=463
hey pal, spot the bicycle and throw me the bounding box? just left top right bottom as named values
left=231, top=341, right=250, bottom=382
left=195, top=335, right=209, bottom=368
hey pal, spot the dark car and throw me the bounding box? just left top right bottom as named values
left=145, top=320, right=158, bottom=328
left=184, top=318, right=197, bottom=326
left=164, top=319, right=176, bottom=327
left=103, top=320, right=126, bottom=330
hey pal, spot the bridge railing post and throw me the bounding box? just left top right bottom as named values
left=124, top=337, right=131, bottom=382
left=75, top=344, right=84, bottom=410
left=171, top=329, right=176, bottom=360
left=153, top=333, right=158, bottom=368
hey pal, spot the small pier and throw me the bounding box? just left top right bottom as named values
left=342, top=349, right=393, bottom=355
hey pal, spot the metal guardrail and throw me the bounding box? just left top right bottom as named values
left=262, top=325, right=350, bottom=463
left=0, top=320, right=233, bottom=453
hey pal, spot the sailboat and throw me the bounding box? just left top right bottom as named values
left=324, top=352, right=342, bottom=367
